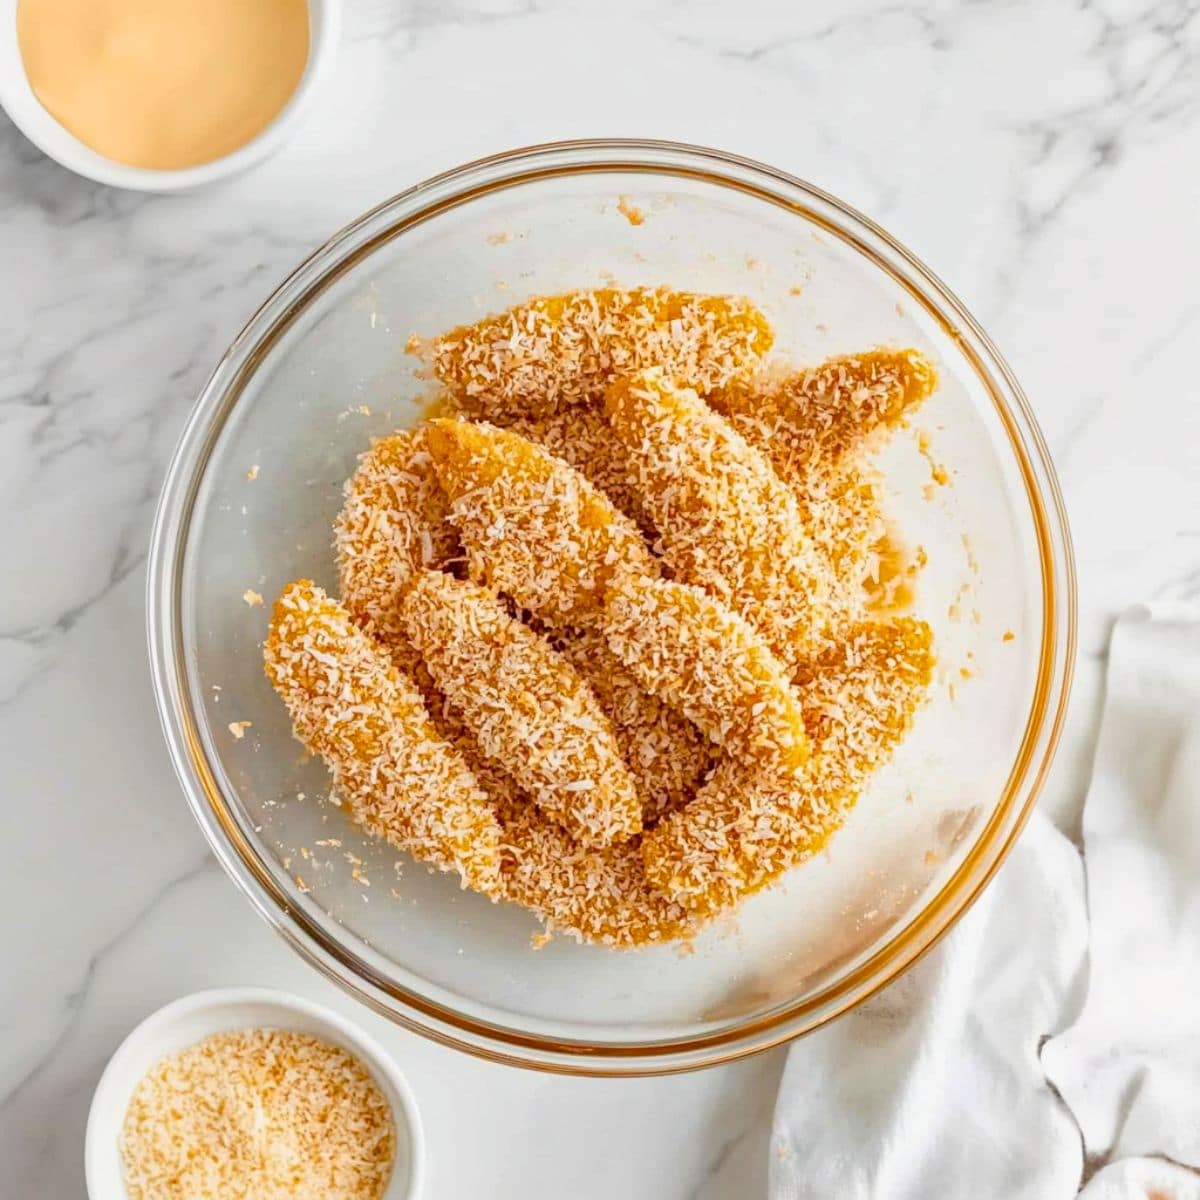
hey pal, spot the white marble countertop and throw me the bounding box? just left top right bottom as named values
left=3, top=1, right=1199, bottom=1196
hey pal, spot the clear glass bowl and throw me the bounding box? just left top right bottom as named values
left=147, top=140, right=1075, bottom=1074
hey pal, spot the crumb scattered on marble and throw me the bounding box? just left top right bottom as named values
left=1003, top=629, right=1016, bottom=642
left=246, top=464, right=259, bottom=481
left=486, top=231, right=513, bottom=245
left=243, top=589, right=264, bottom=608
left=789, top=285, right=804, bottom=296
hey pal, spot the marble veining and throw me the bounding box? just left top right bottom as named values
left=2, top=0, right=1198, bottom=1195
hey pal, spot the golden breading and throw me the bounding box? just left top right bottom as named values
left=334, top=429, right=460, bottom=639
left=444, top=394, right=653, bottom=536
left=711, top=348, right=938, bottom=480
left=606, top=367, right=830, bottom=664
left=552, top=626, right=713, bottom=823
left=601, top=572, right=809, bottom=774
left=497, top=801, right=696, bottom=947
left=429, top=287, right=773, bottom=418
left=643, top=618, right=935, bottom=913
left=425, top=418, right=656, bottom=628
left=398, top=570, right=642, bottom=847
left=263, top=580, right=503, bottom=897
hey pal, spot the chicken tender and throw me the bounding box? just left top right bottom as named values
left=643, top=617, right=934, bottom=913
left=601, top=571, right=809, bottom=774
left=263, top=580, right=504, bottom=897
left=429, top=287, right=773, bottom=418
left=498, top=801, right=696, bottom=948
left=443, top=396, right=653, bottom=536
left=552, top=626, right=713, bottom=823
left=711, top=348, right=938, bottom=482
left=398, top=570, right=642, bottom=847
left=425, top=418, right=656, bottom=628
left=606, top=367, right=830, bottom=664
left=335, top=429, right=460, bottom=640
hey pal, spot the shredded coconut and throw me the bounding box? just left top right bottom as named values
left=120, top=1028, right=394, bottom=1200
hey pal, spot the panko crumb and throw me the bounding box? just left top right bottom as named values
left=243, top=589, right=264, bottom=607
left=246, top=463, right=260, bottom=481
left=617, top=195, right=646, bottom=226
left=228, top=720, right=252, bottom=740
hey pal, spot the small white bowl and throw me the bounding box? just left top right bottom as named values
left=0, top=0, right=340, bottom=191
left=85, top=987, right=424, bottom=1200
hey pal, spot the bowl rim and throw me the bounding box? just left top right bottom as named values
left=0, top=0, right=341, bottom=192
left=83, top=986, right=425, bottom=1200
left=146, top=137, right=1077, bottom=1075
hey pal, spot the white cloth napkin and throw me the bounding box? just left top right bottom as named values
left=771, top=606, right=1200, bottom=1199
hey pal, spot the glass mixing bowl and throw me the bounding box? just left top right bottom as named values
left=147, top=140, right=1074, bottom=1074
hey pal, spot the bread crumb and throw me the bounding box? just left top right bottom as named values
left=243, top=589, right=264, bottom=607
left=617, top=195, right=645, bottom=225
left=246, top=464, right=259, bottom=481
left=228, top=720, right=252, bottom=739
left=487, top=231, right=513, bottom=245
left=120, top=1029, right=393, bottom=1200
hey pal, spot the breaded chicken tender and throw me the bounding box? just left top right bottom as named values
left=606, top=367, right=830, bottom=664
left=497, top=800, right=696, bottom=948
left=442, top=397, right=652, bottom=536
left=399, top=570, right=642, bottom=847
left=430, top=287, right=773, bottom=417
left=425, top=418, right=656, bottom=628
left=643, top=618, right=934, bottom=913
left=335, top=429, right=460, bottom=640
left=601, top=571, right=809, bottom=774
left=552, top=626, right=713, bottom=823
left=263, top=580, right=504, bottom=896
left=711, top=348, right=938, bottom=481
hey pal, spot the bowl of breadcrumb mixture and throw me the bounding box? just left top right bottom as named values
left=86, top=989, right=422, bottom=1199
left=148, top=140, right=1074, bottom=1073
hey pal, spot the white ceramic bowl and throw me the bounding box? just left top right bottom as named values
left=0, top=0, right=340, bottom=191
left=85, top=987, right=424, bottom=1200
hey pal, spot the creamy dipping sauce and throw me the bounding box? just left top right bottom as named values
left=16, top=0, right=310, bottom=170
